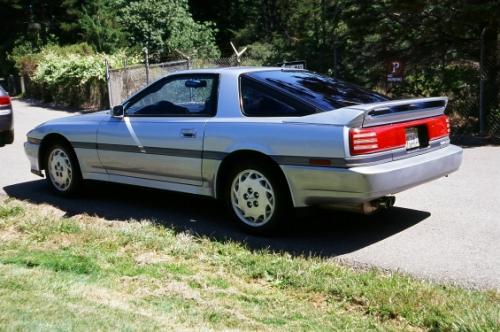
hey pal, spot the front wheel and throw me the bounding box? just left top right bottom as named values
left=224, top=161, right=291, bottom=234
left=44, top=142, right=83, bottom=196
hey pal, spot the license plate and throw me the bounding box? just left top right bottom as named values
left=405, top=127, right=420, bottom=150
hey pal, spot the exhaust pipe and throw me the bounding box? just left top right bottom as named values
left=361, top=196, right=396, bottom=214
left=378, top=196, right=396, bottom=209
left=323, top=196, right=396, bottom=215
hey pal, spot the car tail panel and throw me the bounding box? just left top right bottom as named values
left=349, top=115, right=450, bottom=156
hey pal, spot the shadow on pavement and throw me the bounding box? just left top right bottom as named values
left=3, top=180, right=430, bottom=258
left=451, top=134, right=500, bottom=147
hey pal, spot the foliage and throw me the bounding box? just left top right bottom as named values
left=77, top=0, right=129, bottom=53
left=0, top=0, right=219, bottom=75
left=10, top=43, right=140, bottom=109
left=119, top=0, right=220, bottom=60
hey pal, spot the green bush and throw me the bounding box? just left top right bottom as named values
left=12, top=43, right=140, bottom=110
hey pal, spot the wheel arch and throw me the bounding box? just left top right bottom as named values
left=214, top=149, right=295, bottom=205
left=38, top=133, right=73, bottom=170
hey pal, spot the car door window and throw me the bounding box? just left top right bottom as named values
left=240, top=77, right=314, bottom=117
left=125, top=75, right=218, bottom=116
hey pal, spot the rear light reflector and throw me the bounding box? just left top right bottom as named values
left=349, top=115, right=450, bottom=156
left=309, top=158, right=331, bottom=166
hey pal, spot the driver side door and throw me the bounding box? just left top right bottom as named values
left=97, top=74, right=219, bottom=186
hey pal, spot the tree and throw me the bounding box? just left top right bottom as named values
left=77, top=0, right=128, bottom=53
left=119, top=0, right=220, bottom=59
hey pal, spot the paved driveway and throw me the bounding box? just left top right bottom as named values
left=1, top=99, right=499, bottom=289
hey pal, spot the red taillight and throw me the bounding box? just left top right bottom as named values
left=426, top=115, right=449, bottom=139
left=349, top=115, right=450, bottom=156
left=0, top=96, right=11, bottom=107
left=350, top=126, right=406, bottom=155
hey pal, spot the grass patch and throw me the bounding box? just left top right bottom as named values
left=0, top=199, right=498, bottom=331
left=0, top=249, right=98, bottom=275
left=0, top=204, right=23, bottom=218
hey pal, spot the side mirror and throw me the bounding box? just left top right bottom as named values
left=112, top=104, right=124, bottom=117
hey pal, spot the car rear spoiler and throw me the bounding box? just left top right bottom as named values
left=282, top=97, right=448, bottom=128
left=355, top=97, right=448, bottom=128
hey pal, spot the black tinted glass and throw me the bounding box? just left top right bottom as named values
left=245, top=70, right=388, bottom=111
left=241, top=77, right=315, bottom=117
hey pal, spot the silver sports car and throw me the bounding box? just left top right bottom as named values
left=24, top=67, right=463, bottom=233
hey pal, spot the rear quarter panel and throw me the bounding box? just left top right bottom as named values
left=204, top=119, right=346, bottom=157
left=202, top=118, right=346, bottom=199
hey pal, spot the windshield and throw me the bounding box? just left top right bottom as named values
left=244, top=70, right=389, bottom=111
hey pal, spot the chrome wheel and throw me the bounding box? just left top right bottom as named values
left=47, top=148, right=73, bottom=192
left=230, top=169, right=276, bottom=227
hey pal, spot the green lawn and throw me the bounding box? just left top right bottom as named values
left=0, top=199, right=498, bottom=331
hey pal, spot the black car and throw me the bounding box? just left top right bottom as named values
left=0, top=86, right=13, bottom=146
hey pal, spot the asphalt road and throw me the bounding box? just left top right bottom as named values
left=1, top=99, right=499, bottom=290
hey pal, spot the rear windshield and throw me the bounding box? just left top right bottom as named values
left=244, top=70, right=388, bottom=111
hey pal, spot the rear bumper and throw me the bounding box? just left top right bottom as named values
left=0, top=130, right=13, bottom=144
left=282, top=144, right=463, bottom=207
left=0, top=111, right=13, bottom=131
left=0, top=109, right=14, bottom=146
left=0, top=112, right=13, bottom=145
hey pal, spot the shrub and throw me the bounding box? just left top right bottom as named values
left=12, top=43, right=140, bottom=110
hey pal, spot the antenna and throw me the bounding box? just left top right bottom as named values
left=230, top=42, right=248, bottom=66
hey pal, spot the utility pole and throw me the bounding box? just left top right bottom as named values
left=479, top=27, right=487, bottom=136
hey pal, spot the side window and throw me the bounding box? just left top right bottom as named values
left=240, top=77, right=313, bottom=117
left=126, top=75, right=218, bottom=116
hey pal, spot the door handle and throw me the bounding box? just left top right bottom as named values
left=181, top=129, right=197, bottom=138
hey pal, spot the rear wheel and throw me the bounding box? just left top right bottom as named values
left=44, top=142, right=83, bottom=196
left=224, top=160, right=291, bottom=234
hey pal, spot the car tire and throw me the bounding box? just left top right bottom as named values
left=4, top=130, right=14, bottom=144
left=44, top=142, right=83, bottom=196
left=223, top=160, right=292, bottom=235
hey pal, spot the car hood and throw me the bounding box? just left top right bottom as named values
left=40, top=110, right=111, bottom=126
left=28, top=110, right=111, bottom=140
